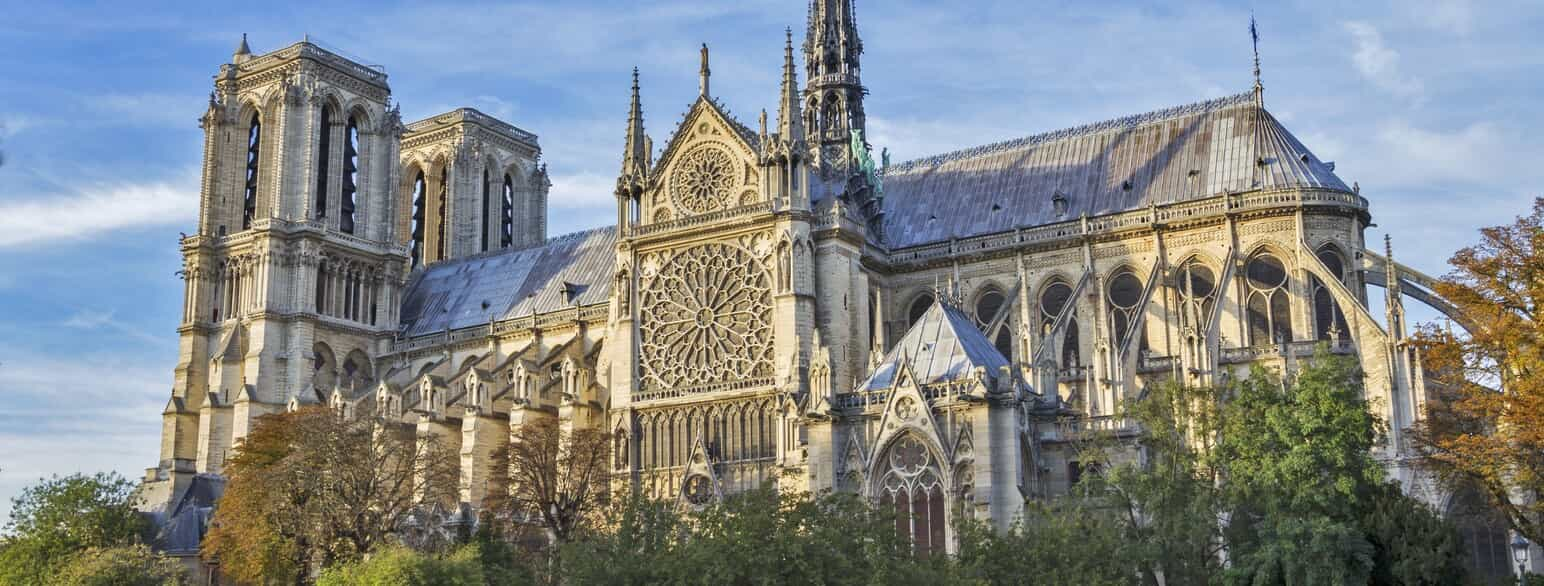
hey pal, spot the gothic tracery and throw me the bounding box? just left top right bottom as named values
left=638, top=242, right=774, bottom=394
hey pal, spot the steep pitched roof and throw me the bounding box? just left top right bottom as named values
left=858, top=300, right=1011, bottom=392
left=398, top=227, right=615, bottom=337
left=880, top=92, right=1349, bottom=248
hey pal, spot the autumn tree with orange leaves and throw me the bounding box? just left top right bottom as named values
left=1414, top=198, right=1544, bottom=545
left=201, top=406, right=459, bottom=583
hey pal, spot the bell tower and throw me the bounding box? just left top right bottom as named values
left=804, top=0, right=867, bottom=186
left=149, top=36, right=409, bottom=502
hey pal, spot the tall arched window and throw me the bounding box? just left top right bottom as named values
left=501, top=174, right=515, bottom=248
left=1107, top=271, right=1143, bottom=350
left=434, top=167, right=449, bottom=261
left=1176, top=260, right=1217, bottom=333
left=1312, top=246, right=1348, bottom=341
left=314, top=107, right=332, bottom=219
left=1039, top=281, right=1079, bottom=368
left=341, top=116, right=359, bottom=234
left=409, top=171, right=426, bottom=268
left=243, top=113, right=261, bottom=229
left=1245, top=253, right=1292, bottom=346
left=973, top=288, right=1014, bottom=361
left=876, top=433, right=947, bottom=557
left=908, top=293, right=933, bottom=327
left=1447, top=487, right=1513, bottom=582
left=481, top=169, right=491, bottom=252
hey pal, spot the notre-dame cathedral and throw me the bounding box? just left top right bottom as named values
left=141, top=0, right=1466, bottom=562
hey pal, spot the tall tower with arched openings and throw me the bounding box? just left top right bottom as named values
left=153, top=37, right=409, bottom=499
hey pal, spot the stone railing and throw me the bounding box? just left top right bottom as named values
left=883, top=188, right=1368, bottom=266
left=1043, top=415, right=1137, bottom=442
left=1219, top=340, right=1356, bottom=364
left=240, top=41, right=388, bottom=85
left=630, top=201, right=774, bottom=237
left=631, top=377, right=775, bottom=403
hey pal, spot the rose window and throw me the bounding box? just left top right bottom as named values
left=639, top=242, right=774, bottom=393
left=670, top=146, right=737, bottom=214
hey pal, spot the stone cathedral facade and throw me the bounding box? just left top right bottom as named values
left=142, top=1, right=1466, bottom=560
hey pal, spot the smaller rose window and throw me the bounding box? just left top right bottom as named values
left=671, top=146, right=737, bottom=214
left=684, top=474, right=713, bottom=505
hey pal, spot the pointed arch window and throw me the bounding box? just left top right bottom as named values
left=876, top=434, right=947, bottom=557
left=501, top=173, right=515, bottom=248
left=314, top=107, right=331, bottom=219
left=1312, top=246, right=1348, bottom=342
left=243, top=113, right=261, bottom=229
left=481, top=169, right=491, bottom=252
left=409, top=171, right=426, bottom=268
left=434, top=167, right=449, bottom=261
left=1040, top=281, right=1079, bottom=368
left=341, top=116, right=359, bottom=234
left=1176, top=260, right=1218, bottom=333
left=973, top=288, right=1014, bottom=361
left=1245, top=253, right=1293, bottom=346
left=907, top=293, right=933, bottom=327
left=1107, top=271, right=1143, bottom=350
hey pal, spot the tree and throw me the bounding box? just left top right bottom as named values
left=494, top=418, right=611, bottom=547
left=1414, top=197, right=1544, bottom=545
left=954, top=501, right=1133, bottom=586
left=202, top=406, right=460, bottom=583
left=315, top=545, right=483, bottom=586
left=54, top=545, right=187, bottom=586
left=0, top=472, right=150, bottom=585
left=1216, top=351, right=1464, bottom=585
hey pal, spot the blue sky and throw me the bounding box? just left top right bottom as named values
left=1, top=0, right=1540, bottom=518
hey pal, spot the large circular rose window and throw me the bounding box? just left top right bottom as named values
left=639, top=242, right=774, bottom=393
left=670, top=146, right=737, bottom=214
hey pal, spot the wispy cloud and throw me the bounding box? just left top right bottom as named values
left=0, top=171, right=198, bottom=248
left=1344, top=22, right=1425, bottom=102
left=61, top=309, right=166, bottom=346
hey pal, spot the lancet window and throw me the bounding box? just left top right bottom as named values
left=434, top=167, right=449, bottom=261
left=409, top=171, right=426, bottom=268
left=1039, top=281, right=1079, bottom=368
left=1245, top=252, right=1293, bottom=346
left=1175, top=260, right=1217, bottom=333
left=908, top=293, right=933, bottom=327
left=340, top=116, right=359, bottom=234
left=973, top=287, right=1014, bottom=361
left=876, top=434, right=947, bottom=557
left=501, top=174, right=515, bottom=248
left=314, top=106, right=332, bottom=219
left=1107, top=270, right=1144, bottom=350
left=1312, top=246, right=1348, bottom=342
left=242, top=114, right=261, bottom=229
left=481, top=169, right=491, bottom=252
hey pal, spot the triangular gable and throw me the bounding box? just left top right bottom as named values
left=868, top=356, right=949, bottom=479
left=679, top=433, right=722, bottom=507
left=652, top=97, right=760, bottom=176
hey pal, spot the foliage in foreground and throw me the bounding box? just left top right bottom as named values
left=0, top=472, right=154, bottom=586
left=54, top=544, right=187, bottom=586
left=1414, top=197, right=1544, bottom=546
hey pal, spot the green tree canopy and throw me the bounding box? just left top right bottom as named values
left=0, top=472, right=151, bottom=585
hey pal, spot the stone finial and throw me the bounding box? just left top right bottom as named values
left=233, top=33, right=252, bottom=64
left=699, top=43, right=711, bottom=97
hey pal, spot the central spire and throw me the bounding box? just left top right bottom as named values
left=803, top=0, right=867, bottom=184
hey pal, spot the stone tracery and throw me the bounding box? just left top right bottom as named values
left=639, top=242, right=774, bottom=393
left=670, top=145, right=737, bottom=214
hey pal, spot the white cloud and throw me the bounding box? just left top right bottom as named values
left=85, top=93, right=204, bottom=128
left=61, top=309, right=115, bottom=329
left=60, top=309, right=166, bottom=346
left=1412, top=0, right=1474, bottom=36
left=0, top=171, right=197, bottom=248
left=1344, top=22, right=1425, bottom=102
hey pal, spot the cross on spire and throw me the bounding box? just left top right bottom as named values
left=1250, top=14, right=1263, bottom=103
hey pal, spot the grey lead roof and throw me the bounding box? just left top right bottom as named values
left=399, top=227, right=616, bottom=337
left=858, top=300, right=1011, bottom=392
left=879, top=92, right=1350, bottom=248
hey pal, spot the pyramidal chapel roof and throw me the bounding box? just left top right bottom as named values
left=880, top=92, right=1350, bottom=248
left=859, top=301, right=1013, bottom=392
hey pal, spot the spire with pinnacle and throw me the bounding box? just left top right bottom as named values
left=621, top=67, right=648, bottom=179
left=777, top=27, right=804, bottom=143
left=804, top=0, right=867, bottom=182
left=1250, top=14, right=1263, bottom=106
left=699, top=43, right=711, bottom=98
left=1384, top=235, right=1407, bottom=341
left=233, top=33, right=252, bottom=64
